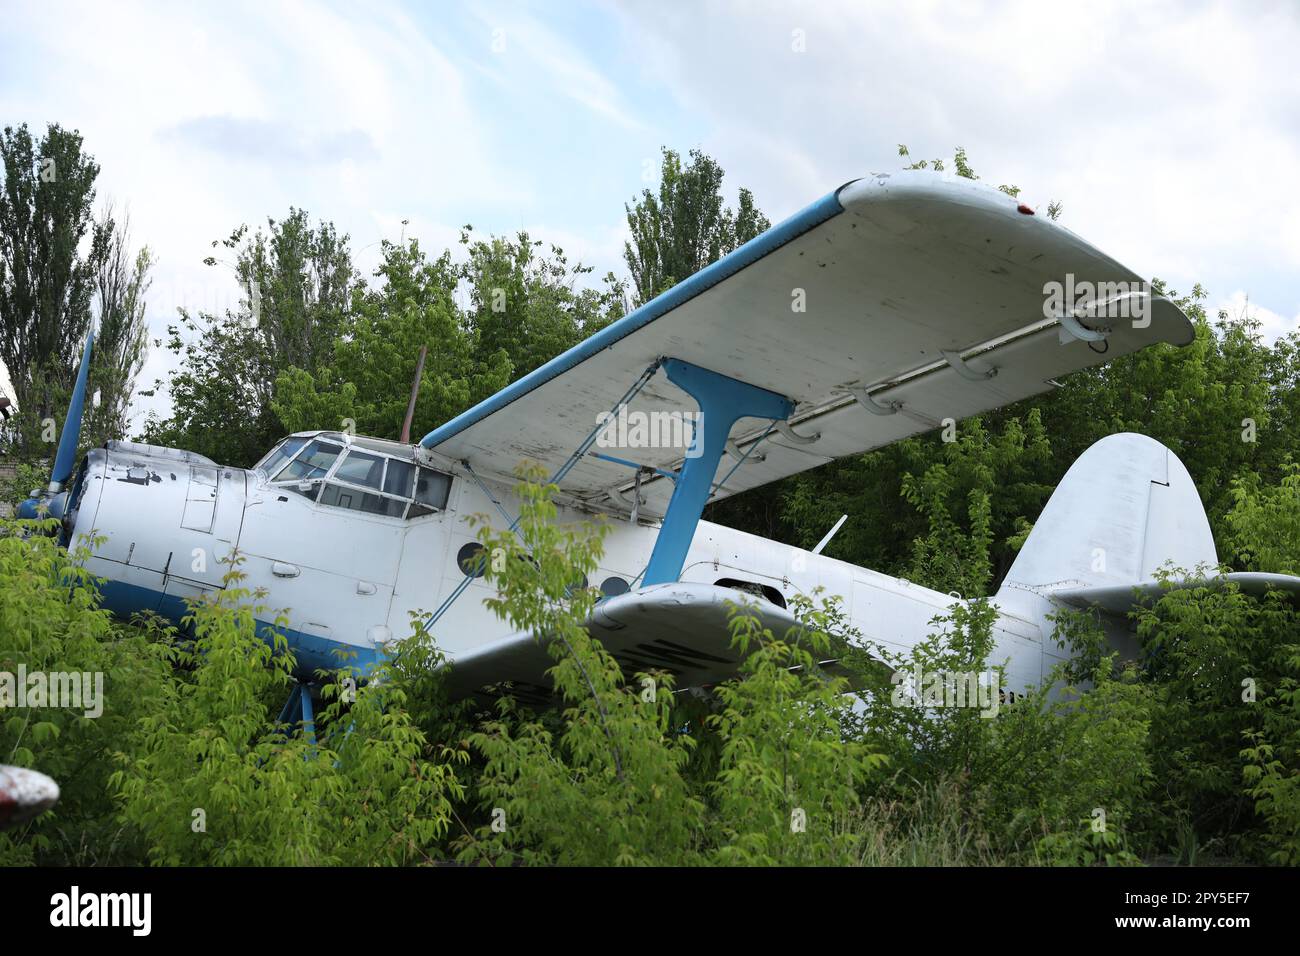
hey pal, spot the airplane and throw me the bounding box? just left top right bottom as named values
left=16, top=170, right=1300, bottom=718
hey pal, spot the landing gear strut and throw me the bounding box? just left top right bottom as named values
left=276, top=682, right=317, bottom=747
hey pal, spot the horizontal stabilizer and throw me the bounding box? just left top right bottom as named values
left=1053, top=571, right=1300, bottom=615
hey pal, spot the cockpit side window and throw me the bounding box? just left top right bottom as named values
left=272, top=439, right=343, bottom=484
left=332, top=450, right=384, bottom=489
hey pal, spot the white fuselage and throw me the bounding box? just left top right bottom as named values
left=70, top=436, right=1065, bottom=696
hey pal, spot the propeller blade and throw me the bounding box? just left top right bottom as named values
left=49, top=332, right=94, bottom=491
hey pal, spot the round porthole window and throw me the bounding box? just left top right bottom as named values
left=600, top=576, right=630, bottom=597
left=457, top=542, right=487, bottom=578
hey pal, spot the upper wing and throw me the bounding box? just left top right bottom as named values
left=420, top=171, right=1193, bottom=516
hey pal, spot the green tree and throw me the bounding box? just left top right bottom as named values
left=1224, top=463, right=1300, bottom=575
left=624, top=147, right=770, bottom=306
left=270, top=236, right=512, bottom=440
left=140, top=309, right=283, bottom=467
left=109, top=561, right=466, bottom=866
left=452, top=468, right=883, bottom=866
left=84, top=205, right=153, bottom=449
left=1133, top=580, right=1300, bottom=858
left=272, top=229, right=625, bottom=443
left=234, top=208, right=356, bottom=381
left=0, top=123, right=101, bottom=456
left=462, top=227, right=625, bottom=380
left=143, top=209, right=357, bottom=465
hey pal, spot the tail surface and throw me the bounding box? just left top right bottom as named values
left=998, top=432, right=1218, bottom=604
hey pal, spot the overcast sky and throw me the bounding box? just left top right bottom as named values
left=2, top=0, right=1298, bottom=431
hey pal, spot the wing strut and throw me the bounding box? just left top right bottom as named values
left=422, top=359, right=665, bottom=632
left=642, top=358, right=793, bottom=586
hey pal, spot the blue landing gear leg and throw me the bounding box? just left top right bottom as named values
left=277, top=682, right=318, bottom=748
left=642, top=358, right=793, bottom=586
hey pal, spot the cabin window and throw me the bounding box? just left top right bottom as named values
left=457, top=542, right=487, bottom=577
left=332, top=449, right=384, bottom=489
left=319, top=482, right=406, bottom=517
left=600, top=576, right=630, bottom=597
left=383, top=459, right=415, bottom=498
left=273, top=439, right=343, bottom=483
left=408, top=467, right=452, bottom=517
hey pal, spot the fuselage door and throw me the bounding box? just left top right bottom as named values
left=181, top=465, right=219, bottom=532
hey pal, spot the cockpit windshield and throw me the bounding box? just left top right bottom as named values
left=256, top=434, right=451, bottom=520
left=274, top=439, right=344, bottom=483
left=254, top=435, right=307, bottom=477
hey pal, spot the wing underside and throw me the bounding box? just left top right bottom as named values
left=421, top=171, right=1194, bottom=517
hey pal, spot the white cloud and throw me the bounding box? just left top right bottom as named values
left=1215, top=291, right=1300, bottom=343
left=0, top=0, right=529, bottom=427
left=610, top=0, right=1300, bottom=294
left=3, top=0, right=1298, bottom=437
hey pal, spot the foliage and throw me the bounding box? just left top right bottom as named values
left=84, top=205, right=153, bottom=450
left=139, top=308, right=285, bottom=467
left=0, top=459, right=48, bottom=509
left=1241, top=634, right=1300, bottom=865
left=461, top=228, right=626, bottom=381
left=452, top=468, right=702, bottom=865
left=140, top=209, right=357, bottom=465
left=0, top=123, right=101, bottom=456
left=0, top=522, right=172, bottom=865
left=844, top=599, right=1151, bottom=865
left=109, top=560, right=466, bottom=867
left=453, top=468, right=882, bottom=866
left=148, top=221, right=624, bottom=465
left=706, top=593, right=885, bottom=865
left=1225, top=462, right=1300, bottom=575
left=1133, top=578, right=1300, bottom=859
left=623, top=146, right=769, bottom=306
left=268, top=229, right=624, bottom=444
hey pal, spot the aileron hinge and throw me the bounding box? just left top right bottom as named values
left=774, top=421, right=820, bottom=444
left=847, top=386, right=900, bottom=416
left=724, top=439, right=766, bottom=463
left=941, top=349, right=998, bottom=382
left=1057, top=312, right=1110, bottom=343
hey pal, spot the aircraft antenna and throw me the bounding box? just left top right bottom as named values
left=399, top=345, right=428, bottom=444
left=812, top=514, right=849, bottom=555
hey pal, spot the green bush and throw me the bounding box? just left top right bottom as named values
left=3, top=466, right=1299, bottom=866
left=0, top=521, right=172, bottom=864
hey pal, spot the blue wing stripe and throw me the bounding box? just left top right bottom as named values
left=418, top=184, right=851, bottom=450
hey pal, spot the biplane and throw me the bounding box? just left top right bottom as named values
left=20, top=170, right=1298, bottom=715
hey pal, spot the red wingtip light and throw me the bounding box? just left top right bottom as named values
left=1017, top=203, right=1035, bottom=215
